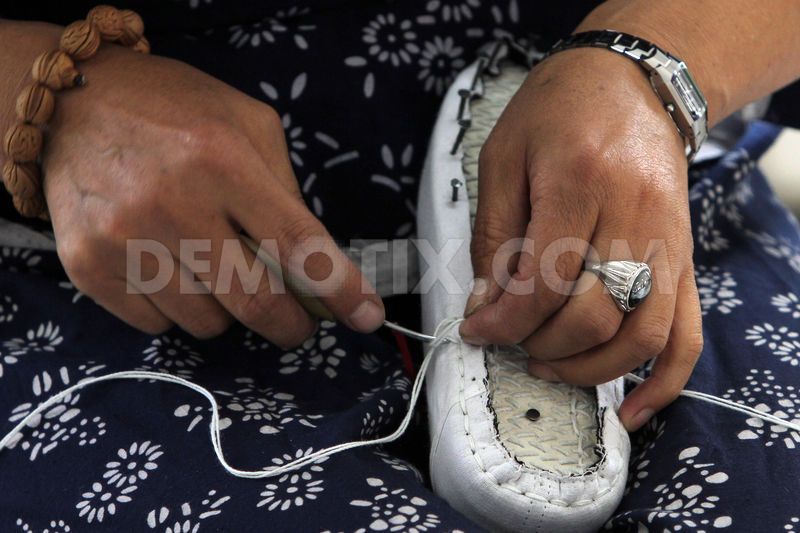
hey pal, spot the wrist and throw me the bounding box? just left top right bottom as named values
left=0, top=21, right=63, bottom=167
left=575, top=1, right=730, bottom=127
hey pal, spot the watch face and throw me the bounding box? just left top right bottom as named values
left=671, top=64, right=707, bottom=120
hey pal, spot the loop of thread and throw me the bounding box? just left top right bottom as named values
left=0, top=317, right=463, bottom=479
left=0, top=316, right=797, bottom=479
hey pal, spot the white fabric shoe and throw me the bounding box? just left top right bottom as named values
left=417, top=55, right=630, bottom=532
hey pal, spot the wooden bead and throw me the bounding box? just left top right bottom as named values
left=132, top=35, right=150, bottom=54
left=15, top=84, right=55, bottom=125
left=12, top=193, right=46, bottom=219
left=118, top=10, right=145, bottom=46
left=2, top=161, right=41, bottom=199
left=88, top=5, right=124, bottom=41
left=32, top=50, right=83, bottom=90
left=60, top=20, right=101, bottom=61
left=3, top=123, right=43, bottom=163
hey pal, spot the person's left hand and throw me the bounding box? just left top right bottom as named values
left=459, top=48, right=704, bottom=432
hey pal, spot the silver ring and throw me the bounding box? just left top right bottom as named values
left=586, top=260, right=652, bottom=313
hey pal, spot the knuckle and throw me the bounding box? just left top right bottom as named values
left=58, top=237, right=99, bottom=287
left=632, top=317, right=671, bottom=358
left=234, top=288, right=279, bottom=329
left=182, top=309, right=231, bottom=339
left=686, top=329, right=705, bottom=358
left=277, top=216, right=320, bottom=252
left=259, top=105, right=283, bottom=131
left=582, top=304, right=622, bottom=345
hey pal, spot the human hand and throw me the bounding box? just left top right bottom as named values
left=42, top=45, right=384, bottom=347
left=459, top=48, right=703, bottom=431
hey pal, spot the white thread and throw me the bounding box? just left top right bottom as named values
left=0, top=318, right=462, bottom=479
left=1, top=318, right=798, bottom=480
left=624, top=373, right=800, bottom=432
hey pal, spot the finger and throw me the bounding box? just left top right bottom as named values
left=520, top=271, right=623, bottom=361
left=86, top=279, right=173, bottom=335
left=179, top=228, right=318, bottom=348
left=527, top=261, right=678, bottom=386
left=618, top=271, right=703, bottom=432
left=229, top=177, right=385, bottom=334
left=131, top=255, right=232, bottom=339
left=461, top=189, right=598, bottom=345
left=465, top=134, right=529, bottom=316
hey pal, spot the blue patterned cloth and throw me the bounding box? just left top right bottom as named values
left=0, top=1, right=799, bottom=531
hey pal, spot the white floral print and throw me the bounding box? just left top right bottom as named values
left=359, top=369, right=411, bottom=402
left=350, top=477, right=441, bottom=532
left=723, top=369, right=800, bottom=448
left=418, top=36, right=465, bottom=95
left=76, top=441, right=163, bottom=523
left=229, top=7, right=315, bottom=50
left=279, top=320, right=346, bottom=378
left=772, top=292, right=800, bottom=318
left=0, top=294, right=18, bottom=323
left=747, top=230, right=800, bottom=274
left=4, top=321, right=63, bottom=356
left=142, top=336, right=204, bottom=375
left=216, top=377, right=322, bottom=434
left=6, top=366, right=108, bottom=460
left=360, top=353, right=390, bottom=374
left=425, top=0, right=481, bottom=22
left=695, top=265, right=742, bottom=315
left=0, top=246, right=41, bottom=272
left=173, top=403, right=231, bottom=433
left=15, top=518, right=72, bottom=533
left=745, top=322, right=800, bottom=366
left=374, top=450, right=424, bottom=483
left=361, top=400, right=395, bottom=438
left=257, top=448, right=327, bottom=511
left=345, top=14, right=420, bottom=97
left=146, top=489, right=231, bottom=532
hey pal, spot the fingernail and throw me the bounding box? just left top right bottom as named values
left=461, top=333, right=487, bottom=345
left=348, top=300, right=385, bottom=333
left=625, top=408, right=655, bottom=432
left=528, top=363, right=560, bottom=382
left=464, top=277, right=489, bottom=317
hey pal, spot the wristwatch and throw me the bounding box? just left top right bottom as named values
left=546, top=30, right=708, bottom=161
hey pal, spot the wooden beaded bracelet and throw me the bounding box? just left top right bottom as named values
left=1, top=5, right=150, bottom=219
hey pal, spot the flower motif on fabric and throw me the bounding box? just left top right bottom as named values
left=361, top=399, right=396, bottom=438
left=257, top=448, right=327, bottom=511
left=610, top=447, right=732, bottom=531
left=374, top=450, right=424, bottom=483
left=76, top=441, right=164, bottom=524
left=462, top=0, right=520, bottom=41
left=695, top=265, right=742, bottom=315
left=359, top=369, right=411, bottom=402
left=0, top=294, right=18, bottom=323
left=15, top=518, right=72, bottom=533
left=142, top=335, right=204, bottom=377
left=369, top=144, right=418, bottom=236
left=418, top=37, right=465, bottom=95
left=723, top=369, right=800, bottom=449
left=216, top=377, right=322, bottom=434
left=279, top=320, right=346, bottom=378
left=57, top=281, right=85, bottom=304
left=692, top=180, right=731, bottom=252
left=5, top=365, right=108, bottom=460
left=173, top=403, right=231, bottom=433
left=772, top=292, right=800, bottom=319
left=4, top=321, right=63, bottom=356
left=746, top=230, right=800, bottom=274
left=228, top=7, right=316, bottom=50
left=624, top=417, right=666, bottom=494
left=360, top=353, right=390, bottom=375
left=146, top=489, right=231, bottom=532
left=243, top=329, right=271, bottom=352
left=0, top=246, right=42, bottom=272
left=350, top=477, right=441, bottom=532
left=425, top=0, right=481, bottom=22
left=745, top=322, right=800, bottom=367
left=344, top=14, right=420, bottom=97
left=786, top=517, right=800, bottom=532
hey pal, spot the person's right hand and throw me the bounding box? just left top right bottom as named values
left=42, top=44, right=384, bottom=346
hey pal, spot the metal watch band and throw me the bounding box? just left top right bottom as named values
left=546, top=30, right=708, bottom=161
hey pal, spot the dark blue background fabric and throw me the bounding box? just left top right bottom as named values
left=1, top=2, right=799, bottom=531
